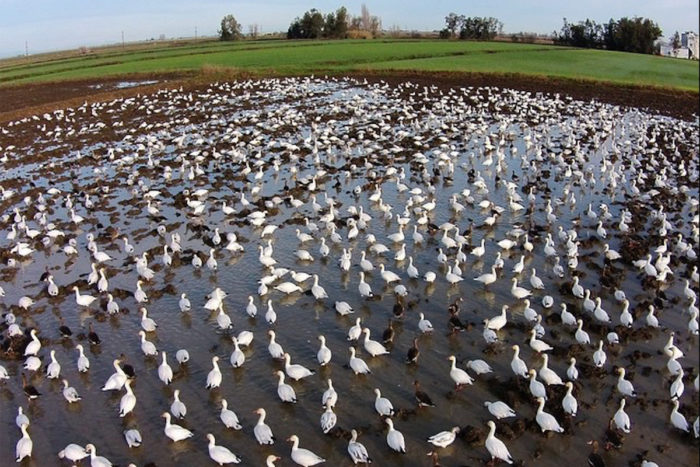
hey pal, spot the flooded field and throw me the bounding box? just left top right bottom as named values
left=0, top=76, right=698, bottom=466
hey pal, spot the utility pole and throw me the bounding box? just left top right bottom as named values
left=195, top=26, right=198, bottom=41
left=121, top=30, right=125, bottom=48
left=25, top=40, right=28, bottom=57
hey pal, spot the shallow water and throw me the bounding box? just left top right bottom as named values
left=0, top=77, right=698, bottom=466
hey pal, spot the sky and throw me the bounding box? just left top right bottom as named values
left=1, top=0, right=698, bottom=58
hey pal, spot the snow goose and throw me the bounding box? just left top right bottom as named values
left=474, top=266, right=497, bottom=286
left=170, top=389, right=187, bottom=418
left=418, top=313, right=433, bottom=333
left=374, top=388, right=394, bottom=416
left=102, top=359, right=127, bottom=391
left=58, top=443, right=88, bottom=462
left=62, top=379, right=81, bottom=403
left=447, top=355, right=473, bottom=388
left=593, top=341, right=607, bottom=368
left=428, top=426, right=460, bottom=448
left=574, top=319, right=590, bottom=345
left=560, top=304, right=576, bottom=326
left=229, top=337, right=245, bottom=368
left=119, top=380, right=137, bottom=417
left=46, top=349, right=61, bottom=379
left=311, top=274, right=328, bottom=300
left=529, top=329, right=553, bottom=353
left=670, top=400, right=689, bottom=432
left=322, top=379, right=338, bottom=408
left=268, top=330, right=284, bottom=359
left=138, top=330, right=157, bottom=356
left=538, top=354, right=563, bottom=385
left=511, top=278, right=531, bottom=299
left=484, top=401, right=516, bottom=419
left=485, top=420, right=513, bottom=464
left=73, top=286, right=96, bottom=308
left=283, top=353, right=315, bottom=380
left=288, top=434, right=325, bottom=466
left=220, top=399, right=241, bottom=429
left=613, top=398, right=630, bottom=432
left=207, top=433, right=241, bottom=465
left=349, top=347, right=371, bottom=375
left=265, top=300, right=277, bottom=325
left=85, top=444, right=113, bottom=467
left=347, top=429, right=371, bottom=464
left=362, top=328, right=389, bottom=357
left=510, top=345, right=528, bottom=378
left=317, top=336, right=332, bottom=366
left=276, top=370, right=297, bottom=403
left=140, top=308, right=157, bottom=332
left=567, top=357, right=579, bottom=381
left=384, top=419, right=406, bottom=453
left=466, top=359, right=493, bottom=375
left=616, top=368, right=636, bottom=397
left=526, top=367, right=549, bottom=400
left=320, top=405, right=337, bottom=434
left=334, top=301, right=354, bottom=316
left=487, top=305, right=508, bottom=331
left=124, top=428, right=142, bottom=448
left=162, top=412, right=193, bottom=442
left=535, top=397, right=564, bottom=433
left=562, top=382, right=577, bottom=416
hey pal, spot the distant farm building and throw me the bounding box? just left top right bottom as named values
left=659, top=31, right=698, bottom=59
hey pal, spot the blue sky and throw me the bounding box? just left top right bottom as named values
left=1, top=0, right=697, bottom=58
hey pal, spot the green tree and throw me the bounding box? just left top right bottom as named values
left=219, top=14, right=242, bottom=41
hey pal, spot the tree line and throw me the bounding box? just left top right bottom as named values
left=554, top=17, right=662, bottom=55
left=287, top=4, right=381, bottom=39
left=440, top=14, right=502, bottom=40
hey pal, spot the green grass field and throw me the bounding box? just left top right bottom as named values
left=0, top=39, right=697, bottom=91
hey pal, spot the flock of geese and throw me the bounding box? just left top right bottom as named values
left=0, top=76, right=698, bottom=466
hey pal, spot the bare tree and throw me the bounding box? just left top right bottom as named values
left=248, top=24, right=260, bottom=39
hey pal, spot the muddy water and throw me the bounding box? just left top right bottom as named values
left=0, top=77, right=697, bottom=466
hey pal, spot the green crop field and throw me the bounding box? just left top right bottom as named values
left=0, top=39, right=697, bottom=91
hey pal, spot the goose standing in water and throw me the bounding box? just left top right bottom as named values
left=347, top=429, right=371, bottom=464
left=253, top=408, right=275, bottom=445
left=283, top=353, right=315, bottom=380
left=484, top=400, right=516, bottom=419
left=85, top=444, right=113, bottom=467
left=207, top=433, right=241, bottom=465
left=220, top=399, right=242, bottom=429
left=207, top=356, right=223, bottom=389
left=447, top=355, right=473, bottom=388
left=15, top=424, right=32, bottom=462
left=170, top=389, right=187, bottom=418
left=535, top=397, right=564, bottom=433
left=427, top=426, right=460, bottom=448
left=288, top=434, right=326, bottom=466
left=384, top=418, right=406, bottom=453
left=162, top=412, right=193, bottom=442
left=275, top=371, right=297, bottom=403
left=485, top=420, right=513, bottom=464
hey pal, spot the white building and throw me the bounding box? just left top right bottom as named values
left=659, top=31, right=698, bottom=59
left=681, top=31, right=698, bottom=59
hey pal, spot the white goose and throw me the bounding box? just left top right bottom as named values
left=535, top=397, right=564, bottom=433
left=276, top=370, right=297, bottom=403
left=268, top=330, right=285, bottom=359
left=119, top=380, right=136, bottom=417
left=162, top=412, right=193, bottom=442
left=616, top=368, right=636, bottom=397
left=428, top=426, right=460, bottom=448
left=374, top=388, right=394, bottom=416
left=158, top=351, right=173, bottom=385
left=102, top=359, right=127, bottom=391
left=562, top=382, right=577, bottom=416
left=207, top=433, right=241, bottom=465
left=288, top=434, right=325, bottom=466
left=347, top=429, right=371, bottom=464
left=283, top=353, right=315, bottom=380
left=614, top=398, right=631, bottom=432
left=254, top=408, right=275, bottom=445
left=220, top=399, right=242, bottom=429
left=447, top=355, right=473, bottom=387
left=73, top=286, right=96, bottom=307
left=538, top=354, right=564, bottom=385
left=317, top=335, right=332, bottom=366
left=484, top=400, right=516, bottom=419
left=510, top=345, right=528, bottom=378
left=15, top=423, right=32, bottom=462
left=170, top=389, right=187, bottom=418
left=206, top=356, right=222, bottom=389
left=349, top=347, right=371, bottom=375
left=384, top=419, right=406, bottom=453
left=362, top=328, right=389, bottom=357
left=320, top=405, right=337, bottom=434
left=485, top=420, right=513, bottom=464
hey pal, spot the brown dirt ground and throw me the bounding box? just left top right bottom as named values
left=0, top=70, right=697, bottom=124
